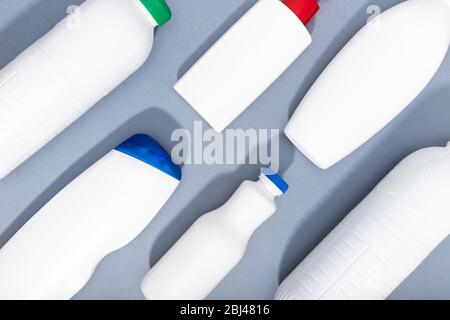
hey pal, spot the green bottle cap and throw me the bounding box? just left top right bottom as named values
left=140, top=0, right=172, bottom=26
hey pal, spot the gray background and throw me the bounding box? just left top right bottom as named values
left=0, top=0, right=449, bottom=300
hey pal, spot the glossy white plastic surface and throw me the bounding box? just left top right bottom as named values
left=276, top=142, right=450, bottom=300
left=0, top=0, right=157, bottom=178
left=141, top=173, right=284, bottom=300
left=0, top=150, right=180, bottom=300
left=175, top=0, right=312, bottom=132
left=285, top=0, right=450, bottom=169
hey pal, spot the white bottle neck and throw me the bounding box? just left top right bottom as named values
left=222, top=178, right=280, bottom=240
left=259, top=174, right=283, bottom=198
left=146, top=14, right=159, bottom=28
left=136, top=0, right=159, bottom=27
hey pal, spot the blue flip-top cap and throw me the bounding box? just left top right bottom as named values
left=116, top=134, right=182, bottom=181
left=262, top=168, right=289, bottom=194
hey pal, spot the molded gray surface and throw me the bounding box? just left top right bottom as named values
left=0, top=0, right=449, bottom=300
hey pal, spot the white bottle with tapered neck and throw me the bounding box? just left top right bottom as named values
left=285, top=0, right=450, bottom=169
left=0, top=134, right=181, bottom=300
left=0, top=0, right=171, bottom=179
left=276, top=143, right=450, bottom=300
left=141, top=168, right=289, bottom=300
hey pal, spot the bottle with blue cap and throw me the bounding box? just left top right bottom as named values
left=141, top=168, right=288, bottom=300
left=0, top=134, right=181, bottom=300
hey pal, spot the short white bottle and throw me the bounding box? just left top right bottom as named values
left=276, top=142, right=450, bottom=300
left=0, top=0, right=171, bottom=179
left=141, top=168, right=289, bottom=300
left=0, top=134, right=181, bottom=300
left=175, top=0, right=319, bottom=132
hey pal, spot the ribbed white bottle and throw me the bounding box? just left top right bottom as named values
left=276, top=143, right=450, bottom=300
left=141, top=168, right=288, bottom=300
left=0, top=134, right=181, bottom=300
left=0, top=0, right=171, bottom=178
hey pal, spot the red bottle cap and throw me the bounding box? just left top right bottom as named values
left=283, top=0, right=320, bottom=25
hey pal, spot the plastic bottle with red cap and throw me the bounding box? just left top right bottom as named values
left=175, top=0, right=320, bottom=132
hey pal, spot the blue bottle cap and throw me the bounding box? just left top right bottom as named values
left=116, top=134, right=182, bottom=181
left=262, top=168, right=289, bottom=194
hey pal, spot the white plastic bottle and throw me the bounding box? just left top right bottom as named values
left=0, top=0, right=171, bottom=179
left=175, top=0, right=319, bottom=132
left=285, top=0, right=450, bottom=169
left=276, top=142, right=450, bottom=300
left=0, top=134, right=181, bottom=300
left=141, top=168, right=288, bottom=300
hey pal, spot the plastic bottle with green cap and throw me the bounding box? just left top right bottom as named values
left=141, top=168, right=289, bottom=300
left=0, top=0, right=171, bottom=179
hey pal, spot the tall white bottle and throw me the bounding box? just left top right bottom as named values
left=175, top=0, right=319, bottom=132
left=276, top=142, right=450, bottom=300
left=0, top=0, right=171, bottom=179
left=141, top=168, right=288, bottom=300
left=285, top=0, right=450, bottom=169
left=0, top=134, right=181, bottom=300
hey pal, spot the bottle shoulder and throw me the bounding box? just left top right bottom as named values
left=377, top=146, right=450, bottom=196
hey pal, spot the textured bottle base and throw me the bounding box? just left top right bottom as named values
left=276, top=144, right=450, bottom=300
left=276, top=194, right=427, bottom=300
left=0, top=47, right=87, bottom=178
